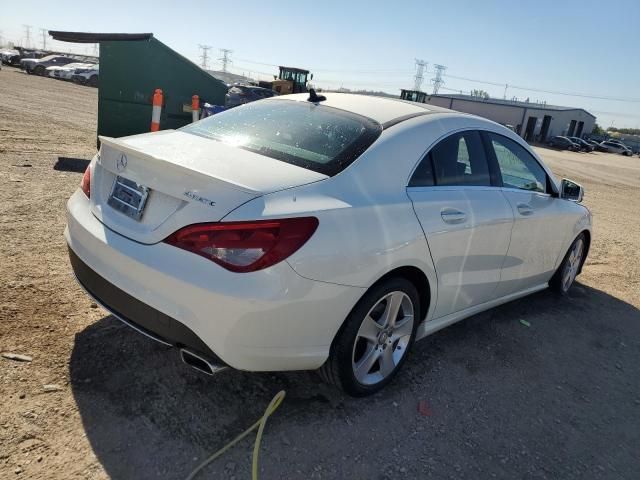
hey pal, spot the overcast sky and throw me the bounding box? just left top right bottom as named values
left=2, top=0, right=639, bottom=128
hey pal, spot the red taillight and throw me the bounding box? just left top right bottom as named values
left=163, top=217, right=319, bottom=273
left=80, top=165, right=91, bottom=198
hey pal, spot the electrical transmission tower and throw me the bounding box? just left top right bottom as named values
left=414, top=59, right=427, bottom=91
left=431, top=64, right=447, bottom=95
left=218, top=49, right=233, bottom=73
left=198, top=45, right=212, bottom=69
left=22, top=25, right=33, bottom=48
left=40, top=28, right=48, bottom=50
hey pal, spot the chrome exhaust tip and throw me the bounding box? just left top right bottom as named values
left=179, top=349, right=227, bottom=376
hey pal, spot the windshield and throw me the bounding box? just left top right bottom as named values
left=182, top=99, right=381, bottom=176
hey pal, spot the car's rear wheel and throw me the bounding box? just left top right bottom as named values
left=88, top=75, right=98, bottom=87
left=550, top=233, right=586, bottom=295
left=34, top=65, right=45, bottom=76
left=319, top=277, right=419, bottom=396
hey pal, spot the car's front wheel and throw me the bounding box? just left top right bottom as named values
left=551, top=233, right=586, bottom=295
left=319, top=277, right=419, bottom=396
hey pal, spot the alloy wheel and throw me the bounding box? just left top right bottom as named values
left=351, top=291, right=414, bottom=385
left=562, top=238, right=584, bottom=292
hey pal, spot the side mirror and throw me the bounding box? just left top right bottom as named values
left=310, top=73, right=314, bottom=80
left=561, top=178, right=584, bottom=203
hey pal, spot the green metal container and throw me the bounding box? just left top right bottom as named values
left=49, top=32, right=228, bottom=141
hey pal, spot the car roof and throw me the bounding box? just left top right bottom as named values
left=266, top=92, right=452, bottom=125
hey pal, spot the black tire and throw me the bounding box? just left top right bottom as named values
left=88, top=75, right=98, bottom=87
left=34, top=65, right=45, bottom=76
left=550, top=233, right=587, bottom=295
left=319, top=277, right=420, bottom=397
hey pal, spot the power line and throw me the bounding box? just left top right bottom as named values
left=198, top=44, right=212, bottom=70
left=218, top=48, right=233, bottom=73
left=443, top=72, right=640, bottom=103
left=507, top=84, right=640, bottom=103
left=234, top=57, right=415, bottom=74
left=234, top=57, right=278, bottom=68
left=414, top=59, right=427, bottom=91
left=216, top=52, right=640, bottom=104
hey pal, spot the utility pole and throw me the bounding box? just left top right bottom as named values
left=431, top=64, right=447, bottom=95
left=198, top=44, right=212, bottom=70
left=218, top=48, right=232, bottom=73
left=414, top=59, right=427, bottom=91
left=23, top=25, right=33, bottom=48
left=40, top=28, right=48, bottom=50
left=503, top=83, right=508, bottom=99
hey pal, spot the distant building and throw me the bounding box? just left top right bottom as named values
left=403, top=92, right=596, bottom=143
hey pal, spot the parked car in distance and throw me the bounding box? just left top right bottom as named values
left=586, top=139, right=608, bottom=152
left=225, top=84, right=278, bottom=108
left=0, top=49, right=21, bottom=66
left=568, top=137, right=595, bottom=152
left=21, top=55, right=77, bottom=75
left=600, top=140, right=633, bottom=156
left=46, top=62, right=94, bottom=80
left=547, top=136, right=580, bottom=151
left=66, top=93, right=591, bottom=396
left=71, top=65, right=99, bottom=87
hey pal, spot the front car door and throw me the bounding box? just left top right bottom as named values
left=484, top=132, right=568, bottom=296
left=407, top=130, right=514, bottom=318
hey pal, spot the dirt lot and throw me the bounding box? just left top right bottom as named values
left=1, top=67, right=639, bottom=480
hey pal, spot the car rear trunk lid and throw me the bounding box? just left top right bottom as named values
left=91, top=131, right=327, bottom=244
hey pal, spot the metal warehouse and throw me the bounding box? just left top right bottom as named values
left=403, top=91, right=596, bottom=143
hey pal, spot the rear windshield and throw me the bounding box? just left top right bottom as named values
left=182, top=99, right=382, bottom=176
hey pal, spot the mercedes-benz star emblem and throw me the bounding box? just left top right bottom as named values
left=116, top=154, right=127, bottom=171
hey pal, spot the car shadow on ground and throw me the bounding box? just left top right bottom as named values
left=54, top=157, right=90, bottom=173
left=69, top=283, right=640, bottom=479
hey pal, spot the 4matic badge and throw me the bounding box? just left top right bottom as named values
left=184, top=191, right=216, bottom=207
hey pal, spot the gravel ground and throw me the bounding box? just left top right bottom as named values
left=1, top=67, right=639, bottom=480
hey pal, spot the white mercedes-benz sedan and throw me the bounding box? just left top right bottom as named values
left=65, top=92, right=591, bottom=396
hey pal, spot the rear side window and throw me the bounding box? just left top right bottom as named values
left=488, top=133, right=547, bottom=193
left=410, top=130, right=491, bottom=187
left=182, top=99, right=381, bottom=176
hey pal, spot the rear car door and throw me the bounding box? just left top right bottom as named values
left=407, top=130, right=514, bottom=318
left=484, top=132, right=567, bottom=296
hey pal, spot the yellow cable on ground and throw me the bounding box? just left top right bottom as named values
left=185, top=390, right=286, bottom=480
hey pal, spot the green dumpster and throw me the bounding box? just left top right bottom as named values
left=49, top=32, right=228, bottom=142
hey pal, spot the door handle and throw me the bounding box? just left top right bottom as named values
left=517, top=203, right=534, bottom=216
left=441, top=208, right=467, bottom=224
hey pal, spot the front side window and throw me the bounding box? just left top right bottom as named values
left=488, top=133, right=547, bottom=193
left=182, top=99, right=381, bottom=176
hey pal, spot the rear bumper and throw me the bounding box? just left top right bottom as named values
left=69, top=246, right=225, bottom=363
left=65, top=189, right=364, bottom=371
